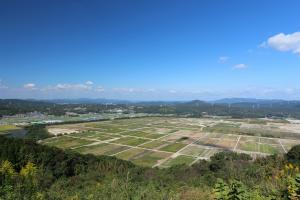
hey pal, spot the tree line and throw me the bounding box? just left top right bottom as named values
left=2, top=99, right=300, bottom=119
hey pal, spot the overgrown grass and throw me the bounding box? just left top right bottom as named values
left=238, top=142, right=257, bottom=152
left=44, top=136, right=93, bottom=149
left=162, top=155, right=195, bottom=166
left=0, top=125, right=20, bottom=134
left=132, top=151, right=170, bottom=167
left=259, top=144, right=280, bottom=154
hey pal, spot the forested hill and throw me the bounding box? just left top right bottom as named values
left=0, top=136, right=300, bottom=199
left=2, top=98, right=300, bottom=119
left=134, top=99, right=300, bottom=119
left=0, top=99, right=128, bottom=116
left=0, top=99, right=57, bottom=116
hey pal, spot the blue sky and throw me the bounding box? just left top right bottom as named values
left=1, top=0, right=300, bottom=100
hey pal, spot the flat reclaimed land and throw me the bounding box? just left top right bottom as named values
left=41, top=117, right=300, bottom=168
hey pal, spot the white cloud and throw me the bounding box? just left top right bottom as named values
left=262, top=31, right=300, bottom=55
left=147, top=88, right=156, bottom=92
left=233, top=64, right=248, bottom=69
left=114, top=88, right=137, bottom=93
left=41, top=83, right=95, bottom=92
left=94, top=86, right=104, bottom=92
left=54, top=83, right=91, bottom=90
left=46, top=81, right=95, bottom=91
left=85, top=81, right=94, bottom=85
left=113, top=88, right=158, bottom=94
left=259, top=41, right=267, bottom=48
left=23, top=83, right=36, bottom=89
left=2, top=82, right=300, bottom=100
left=218, top=56, right=229, bottom=63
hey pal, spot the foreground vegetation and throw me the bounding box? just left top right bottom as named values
left=1, top=136, right=300, bottom=199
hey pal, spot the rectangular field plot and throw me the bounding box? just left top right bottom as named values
left=259, top=138, right=279, bottom=145
left=43, top=136, right=93, bottom=149
left=75, top=143, right=130, bottom=156
left=237, top=141, right=258, bottom=152
left=95, top=135, right=116, bottom=141
left=258, top=144, right=284, bottom=154
left=216, top=139, right=237, bottom=149
left=161, top=134, right=186, bottom=142
left=173, top=130, right=205, bottom=138
left=240, top=136, right=259, bottom=142
left=121, top=131, right=149, bottom=137
left=205, top=132, right=224, bottom=138
left=115, top=148, right=148, bottom=160
left=159, top=142, right=187, bottom=152
left=161, top=132, right=203, bottom=144
left=101, top=127, right=125, bottom=133
left=195, top=138, right=220, bottom=148
left=200, top=148, right=221, bottom=157
left=131, top=151, right=172, bottom=167
left=221, top=134, right=239, bottom=140
left=147, top=127, right=175, bottom=134
left=160, top=155, right=196, bottom=167
left=139, top=140, right=171, bottom=149
left=125, top=131, right=163, bottom=139
left=179, top=145, right=207, bottom=156
left=113, top=137, right=150, bottom=146
left=72, top=131, right=115, bottom=141
left=175, top=136, right=197, bottom=144
left=84, top=124, right=124, bottom=133
left=204, top=123, right=241, bottom=135
left=72, top=131, right=99, bottom=137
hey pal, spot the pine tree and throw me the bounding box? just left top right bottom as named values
left=227, top=180, right=248, bottom=200
left=213, top=178, right=229, bottom=200
left=0, top=160, right=16, bottom=200
left=20, top=162, right=39, bottom=200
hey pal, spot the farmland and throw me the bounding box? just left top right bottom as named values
left=0, top=125, right=21, bottom=135
left=41, top=117, right=300, bottom=167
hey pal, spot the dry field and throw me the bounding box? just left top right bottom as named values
left=41, top=117, right=300, bottom=168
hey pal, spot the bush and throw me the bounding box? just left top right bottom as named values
left=286, top=145, right=300, bottom=164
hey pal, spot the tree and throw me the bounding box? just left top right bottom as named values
left=287, top=174, right=300, bottom=200
left=0, top=160, right=42, bottom=200
left=20, top=162, right=39, bottom=199
left=214, top=178, right=229, bottom=200
left=227, top=180, right=248, bottom=200
left=0, top=160, right=16, bottom=200
left=287, top=145, right=300, bottom=164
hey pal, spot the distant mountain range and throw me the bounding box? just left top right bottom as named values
left=43, top=98, right=300, bottom=105
left=39, top=98, right=132, bottom=105
left=1, top=98, right=300, bottom=106
left=2, top=98, right=300, bottom=119
left=210, top=98, right=291, bottom=104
